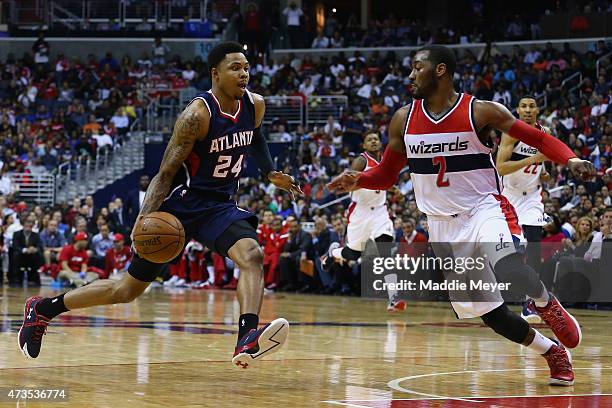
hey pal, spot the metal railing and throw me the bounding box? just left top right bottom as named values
left=145, top=93, right=347, bottom=131
left=54, top=131, right=145, bottom=203
left=263, top=96, right=304, bottom=126
left=305, top=95, right=348, bottom=125
left=13, top=0, right=217, bottom=28
left=11, top=173, right=56, bottom=205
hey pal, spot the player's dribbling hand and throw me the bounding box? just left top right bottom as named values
left=567, top=158, right=596, bottom=181
left=268, top=171, right=304, bottom=200
left=327, top=170, right=360, bottom=193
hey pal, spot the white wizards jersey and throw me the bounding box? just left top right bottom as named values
left=404, top=93, right=501, bottom=216
left=502, top=123, right=544, bottom=196
left=351, top=152, right=386, bottom=208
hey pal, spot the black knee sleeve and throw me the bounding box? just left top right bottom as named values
left=375, top=234, right=394, bottom=257
left=522, top=225, right=543, bottom=272
left=494, top=253, right=543, bottom=299
left=341, top=246, right=361, bottom=261
left=374, top=234, right=393, bottom=243
left=128, top=254, right=165, bottom=282
left=522, top=225, right=542, bottom=243
left=481, top=303, right=530, bottom=344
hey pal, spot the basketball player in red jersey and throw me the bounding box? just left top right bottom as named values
left=322, top=130, right=406, bottom=312
left=329, top=45, right=595, bottom=386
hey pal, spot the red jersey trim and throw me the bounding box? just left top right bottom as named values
left=207, top=90, right=242, bottom=123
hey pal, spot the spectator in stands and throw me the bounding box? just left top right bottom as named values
left=91, top=223, right=114, bottom=268
left=126, top=174, right=150, bottom=227
left=40, top=219, right=66, bottom=268
left=57, top=232, right=103, bottom=287
left=0, top=168, right=16, bottom=196
left=311, top=32, right=330, bottom=49
left=152, top=36, right=170, bottom=66
left=104, top=233, right=131, bottom=280
left=282, top=2, right=304, bottom=48
left=32, top=32, right=50, bottom=65
left=312, top=216, right=336, bottom=290
left=279, top=216, right=313, bottom=292
left=263, top=216, right=288, bottom=290
left=398, top=217, right=428, bottom=255
left=110, top=108, right=130, bottom=136
left=10, top=218, right=43, bottom=287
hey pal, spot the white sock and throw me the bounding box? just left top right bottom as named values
left=207, top=266, right=214, bottom=284
left=384, top=273, right=398, bottom=301
left=527, top=329, right=555, bottom=354
left=234, top=268, right=240, bottom=280
left=532, top=282, right=550, bottom=308
left=331, top=247, right=344, bottom=260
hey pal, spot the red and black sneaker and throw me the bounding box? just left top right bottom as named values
left=232, top=318, right=289, bottom=369
left=533, top=293, right=582, bottom=349
left=542, top=340, right=575, bottom=386
left=387, top=295, right=407, bottom=313
left=17, top=296, right=51, bottom=359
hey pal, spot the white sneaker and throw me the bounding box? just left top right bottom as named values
left=164, top=275, right=180, bottom=287
left=175, top=278, right=187, bottom=287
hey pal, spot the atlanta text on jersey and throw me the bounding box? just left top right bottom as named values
left=209, top=131, right=254, bottom=153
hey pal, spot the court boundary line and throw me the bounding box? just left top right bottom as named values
left=386, top=367, right=612, bottom=403
left=322, top=393, right=612, bottom=407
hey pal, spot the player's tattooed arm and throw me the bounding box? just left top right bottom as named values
left=138, top=100, right=208, bottom=217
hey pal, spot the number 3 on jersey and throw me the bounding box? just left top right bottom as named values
left=213, top=154, right=244, bottom=178
left=432, top=156, right=450, bottom=187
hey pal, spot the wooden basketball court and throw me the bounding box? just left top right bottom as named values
left=1, top=287, right=610, bottom=407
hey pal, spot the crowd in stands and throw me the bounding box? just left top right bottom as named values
left=242, top=0, right=612, bottom=52
left=0, top=32, right=610, bottom=300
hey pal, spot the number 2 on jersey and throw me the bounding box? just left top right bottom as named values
left=213, top=154, right=244, bottom=178
left=432, top=156, right=450, bottom=187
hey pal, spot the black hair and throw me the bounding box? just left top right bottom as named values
left=418, top=44, right=457, bottom=76
left=207, top=41, right=245, bottom=74
left=518, top=94, right=538, bottom=103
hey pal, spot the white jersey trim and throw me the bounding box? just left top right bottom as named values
left=182, top=163, right=191, bottom=188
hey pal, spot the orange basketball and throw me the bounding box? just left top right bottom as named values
left=133, top=212, right=185, bottom=264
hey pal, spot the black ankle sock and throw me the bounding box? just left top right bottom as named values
left=36, top=294, right=69, bottom=319
left=237, top=313, right=259, bottom=342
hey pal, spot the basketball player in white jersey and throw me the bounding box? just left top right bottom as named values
left=497, top=95, right=550, bottom=323
left=329, top=45, right=595, bottom=386
left=322, top=131, right=406, bottom=312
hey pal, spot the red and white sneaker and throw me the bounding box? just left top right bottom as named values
left=232, top=318, right=289, bottom=369
left=387, top=296, right=407, bottom=313
left=18, top=296, right=51, bottom=359
left=533, top=293, right=582, bottom=349
left=542, top=340, right=574, bottom=386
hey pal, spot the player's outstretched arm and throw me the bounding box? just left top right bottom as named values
left=474, top=100, right=595, bottom=180
left=328, top=106, right=409, bottom=192
left=138, top=100, right=208, bottom=218
left=250, top=92, right=303, bottom=199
